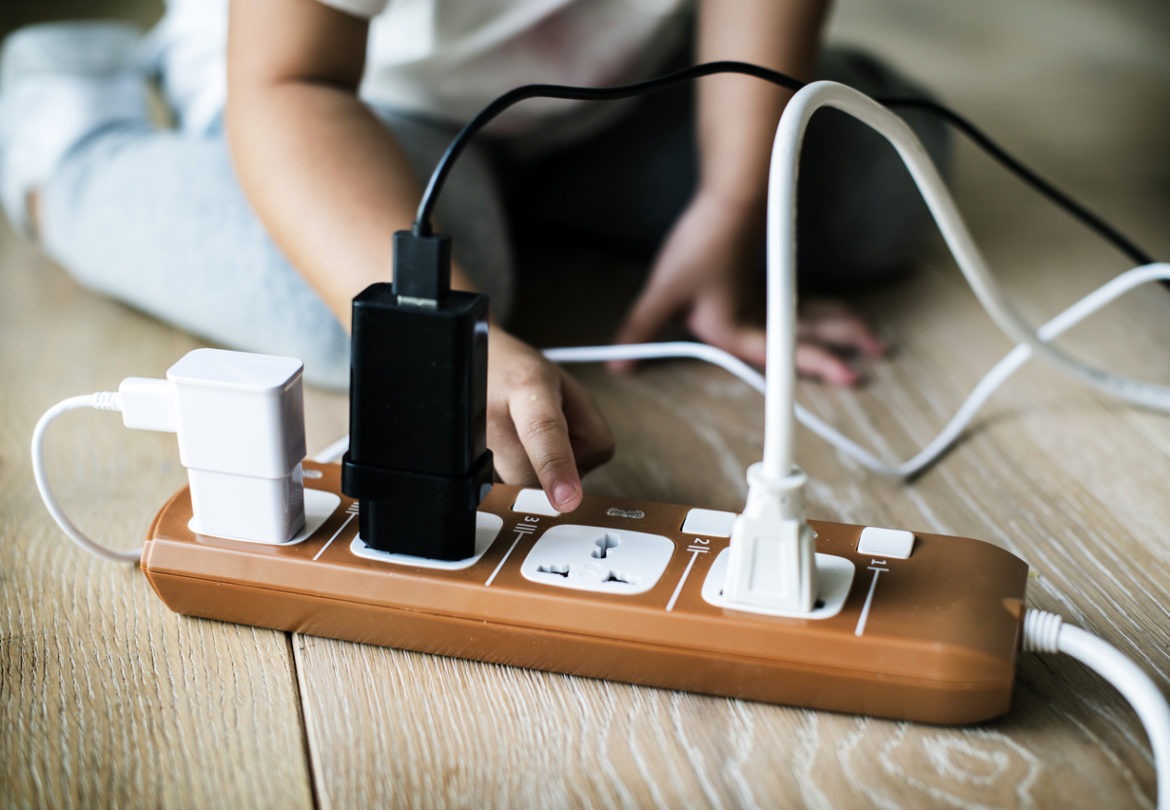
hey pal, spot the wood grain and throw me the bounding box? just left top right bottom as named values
left=0, top=233, right=315, bottom=808
left=4, top=0, right=1170, bottom=807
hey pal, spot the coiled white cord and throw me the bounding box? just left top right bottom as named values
left=542, top=261, right=1170, bottom=479
left=30, top=391, right=141, bottom=563
left=763, top=81, right=1170, bottom=482
left=1023, top=609, right=1170, bottom=810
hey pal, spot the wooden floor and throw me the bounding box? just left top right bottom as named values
left=3, top=1, right=1169, bottom=807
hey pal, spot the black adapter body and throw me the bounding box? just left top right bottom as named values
left=342, top=233, right=493, bottom=560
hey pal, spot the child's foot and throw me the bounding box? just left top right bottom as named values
left=0, top=21, right=148, bottom=238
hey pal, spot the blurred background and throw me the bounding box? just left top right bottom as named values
left=1, top=0, right=160, bottom=29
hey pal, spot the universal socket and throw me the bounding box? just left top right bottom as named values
left=141, top=462, right=1030, bottom=724
left=519, top=524, right=675, bottom=594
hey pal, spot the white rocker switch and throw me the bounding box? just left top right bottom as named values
left=857, top=526, right=916, bottom=559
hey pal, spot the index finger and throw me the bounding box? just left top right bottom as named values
left=508, top=384, right=583, bottom=513
left=798, top=300, right=886, bottom=356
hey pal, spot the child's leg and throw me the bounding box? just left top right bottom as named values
left=5, top=23, right=513, bottom=388
left=39, top=124, right=352, bottom=388
left=37, top=112, right=511, bottom=390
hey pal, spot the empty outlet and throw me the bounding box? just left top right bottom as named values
left=520, top=524, right=674, bottom=595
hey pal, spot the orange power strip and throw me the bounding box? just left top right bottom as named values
left=142, top=461, right=1028, bottom=725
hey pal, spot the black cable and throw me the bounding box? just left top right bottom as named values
left=414, top=62, right=799, bottom=236
left=883, top=95, right=1154, bottom=266
left=413, top=59, right=1155, bottom=267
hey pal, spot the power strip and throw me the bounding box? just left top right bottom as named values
left=142, top=461, right=1028, bottom=725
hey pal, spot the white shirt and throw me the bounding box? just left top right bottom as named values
left=153, top=0, right=690, bottom=142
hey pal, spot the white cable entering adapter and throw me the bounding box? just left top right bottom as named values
left=33, top=348, right=308, bottom=560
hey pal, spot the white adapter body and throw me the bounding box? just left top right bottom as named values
left=170, top=349, right=307, bottom=544
left=121, top=349, right=308, bottom=545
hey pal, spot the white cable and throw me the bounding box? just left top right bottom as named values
left=761, top=82, right=1170, bottom=484
left=1023, top=609, right=1170, bottom=810
left=552, top=89, right=1170, bottom=485
left=804, top=261, right=1170, bottom=477
left=312, top=435, right=350, bottom=464
left=543, top=256, right=1169, bottom=478
left=31, top=392, right=143, bottom=564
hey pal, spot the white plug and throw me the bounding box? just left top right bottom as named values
left=122, top=348, right=307, bottom=544
left=723, top=463, right=816, bottom=613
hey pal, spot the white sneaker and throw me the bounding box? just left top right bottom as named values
left=0, top=21, right=149, bottom=237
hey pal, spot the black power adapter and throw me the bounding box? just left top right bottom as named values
left=341, top=231, right=493, bottom=560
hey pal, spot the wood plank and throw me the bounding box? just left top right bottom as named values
left=0, top=232, right=315, bottom=808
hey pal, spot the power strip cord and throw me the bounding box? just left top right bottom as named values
left=405, top=63, right=1168, bottom=479
left=1023, top=609, right=1170, bottom=810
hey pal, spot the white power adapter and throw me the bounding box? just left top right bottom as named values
left=32, top=348, right=308, bottom=559
left=127, top=348, right=308, bottom=544
left=173, top=348, right=305, bottom=543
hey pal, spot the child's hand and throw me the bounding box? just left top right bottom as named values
left=611, top=190, right=885, bottom=385
left=795, top=299, right=887, bottom=385
left=487, top=329, right=615, bottom=513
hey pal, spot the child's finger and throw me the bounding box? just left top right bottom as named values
left=796, top=343, right=862, bottom=386
left=486, top=411, right=537, bottom=487
left=508, top=383, right=583, bottom=513
left=798, top=300, right=886, bottom=356
left=722, top=326, right=768, bottom=368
